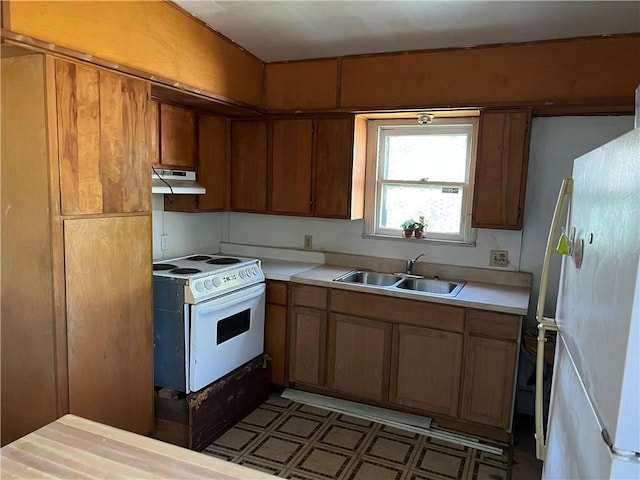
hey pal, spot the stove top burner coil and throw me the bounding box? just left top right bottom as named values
left=207, top=257, right=241, bottom=265
left=185, top=255, right=212, bottom=262
left=171, top=268, right=202, bottom=275
left=153, top=263, right=177, bottom=271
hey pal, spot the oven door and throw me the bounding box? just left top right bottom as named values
left=188, top=283, right=265, bottom=393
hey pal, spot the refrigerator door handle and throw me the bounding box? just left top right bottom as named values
left=535, top=178, right=572, bottom=461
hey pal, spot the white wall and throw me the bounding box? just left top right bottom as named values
left=520, top=115, right=634, bottom=327
left=226, top=216, right=522, bottom=270
left=151, top=195, right=223, bottom=260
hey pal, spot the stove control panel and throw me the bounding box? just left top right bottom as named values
left=185, top=264, right=264, bottom=303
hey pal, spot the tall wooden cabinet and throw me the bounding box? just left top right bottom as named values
left=55, top=61, right=150, bottom=215
left=1, top=53, right=153, bottom=445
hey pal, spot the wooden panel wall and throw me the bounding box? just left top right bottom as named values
left=264, top=59, right=339, bottom=110
left=8, top=0, right=264, bottom=106
left=1, top=54, right=59, bottom=445
left=340, top=35, right=640, bottom=110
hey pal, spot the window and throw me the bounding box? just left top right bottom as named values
left=365, top=116, right=478, bottom=243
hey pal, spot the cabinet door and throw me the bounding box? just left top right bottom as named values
left=230, top=119, right=268, bottom=212
left=460, top=336, right=518, bottom=429
left=389, top=325, right=463, bottom=417
left=266, top=279, right=288, bottom=388
left=265, top=303, right=287, bottom=388
left=149, top=100, right=160, bottom=166
left=197, top=113, right=228, bottom=211
left=289, top=307, right=326, bottom=386
left=327, top=313, right=391, bottom=402
left=159, top=103, right=196, bottom=168
left=64, top=216, right=153, bottom=435
left=56, top=60, right=150, bottom=215
left=313, top=117, right=363, bottom=219
left=472, top=109, right=532, bottom=230
left=271, top=118, right=313, bottom=215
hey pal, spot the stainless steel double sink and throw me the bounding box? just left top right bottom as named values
left=333, top=270, right=465, bottom=297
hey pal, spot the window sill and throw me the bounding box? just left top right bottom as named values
left=362, top=233, right=476, bottom=247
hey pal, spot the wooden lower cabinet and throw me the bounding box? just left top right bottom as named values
left=389, top=324, right=463, bottom=417
left=460, top=336, right=518, bottom=429
left=286, top=286, right=521, bottom=439
left=327, top=313, right=392, bottom=402
left=265, top=281, right=289, bottom=388
left=289, top=306, right=326, bottom=387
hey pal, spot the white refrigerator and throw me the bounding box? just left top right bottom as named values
left=535, top=127, right=640, bottom=479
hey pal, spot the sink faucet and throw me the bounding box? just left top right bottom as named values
left=406, top=254, right=425, bottom=275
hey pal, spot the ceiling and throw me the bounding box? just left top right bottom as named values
left=173, top=1, right=639, bottom=63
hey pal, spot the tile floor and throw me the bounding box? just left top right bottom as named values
left=203, top=394, right=514, bottom=480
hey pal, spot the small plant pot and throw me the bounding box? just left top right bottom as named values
left=403, top=229, right=414, bottom=238
left=414, top=230, right=424, bottom=239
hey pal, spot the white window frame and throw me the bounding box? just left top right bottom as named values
left=363, top=116, right=479, bottom=244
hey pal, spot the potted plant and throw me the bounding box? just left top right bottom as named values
left=401, top=219, right=415, bottom=238
left=413, top=216, right=427, bottom=239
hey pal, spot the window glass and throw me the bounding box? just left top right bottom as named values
left=383, top=130, right=468, bottom=183
left=366, top=117, right=478, bottom=243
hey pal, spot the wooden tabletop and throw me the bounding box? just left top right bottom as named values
left=1, top=414, right=278, bottom=479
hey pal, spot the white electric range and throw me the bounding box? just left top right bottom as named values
left=152, top=254, right=266, bottom=393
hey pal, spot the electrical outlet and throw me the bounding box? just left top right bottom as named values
left=490, top=250, right=509, bottom=267
left=160, top=234, right=169, bottom=251
left=304, top=235, right=313, bottom=250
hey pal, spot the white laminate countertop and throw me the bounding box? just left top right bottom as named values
left=284, top=264, right=530, bottom=316
left=259, top=259, right=322, bottom=281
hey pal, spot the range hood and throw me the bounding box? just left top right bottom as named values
left=152, top=169, right=206, bottom=195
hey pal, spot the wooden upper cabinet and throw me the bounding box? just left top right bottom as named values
left=472, top=109, right=532, bottom=230
left=389, top=324, right=463, bottom=417
left=271, top=118, right=314, bottom=215
left=196, top=113, right=227, bottom=211
left=230, top=119, right=268, bottom=212
left=55, top=59, right=150, bottom=215
left=159, top=104, right=196, bottom=168
left=313, top=116, right=366, bottom=219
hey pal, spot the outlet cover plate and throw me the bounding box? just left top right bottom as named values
left=490, top=249, right=508, bottom=267
left=304, top=235, right=313, bottom=250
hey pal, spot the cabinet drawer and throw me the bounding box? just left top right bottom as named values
left=266, top=281, right=288, bottom=306
left=467, top=310, right=520, bottom=341
left=330, top=289, right=464, bottom=333
left=292, top=285, right=327, bottom=309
